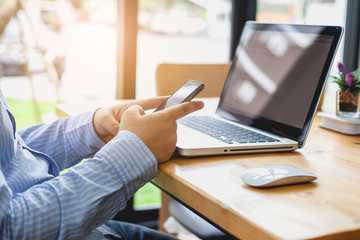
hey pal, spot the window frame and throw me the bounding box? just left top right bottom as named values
left=343, top=0, right=360, bottom=71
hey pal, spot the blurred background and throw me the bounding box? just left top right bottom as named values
left=0, top=0, right=349, bottom=219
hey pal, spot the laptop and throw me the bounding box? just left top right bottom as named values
left=176, top=21, right=343, bottom=157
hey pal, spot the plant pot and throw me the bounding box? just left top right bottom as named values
left=336, top=90, right=360, bottom=118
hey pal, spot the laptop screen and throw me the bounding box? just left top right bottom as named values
left=217, top=22, right=343, bottom=147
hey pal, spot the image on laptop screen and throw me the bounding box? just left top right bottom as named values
left=217, top=23, right=342, bottom=145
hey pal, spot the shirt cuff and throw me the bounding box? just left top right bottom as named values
left=88, top=110, right=107, bottom=148
left=66, top=109, right=106, bottom=152
left=95, top=130, right=158, bottom=187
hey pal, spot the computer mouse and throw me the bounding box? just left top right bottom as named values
left=241, top=164, right=317, bottom=188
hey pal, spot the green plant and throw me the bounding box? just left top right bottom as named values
left=332, top=62, right=360, bottom=95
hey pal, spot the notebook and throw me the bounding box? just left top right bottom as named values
left=176, top=21, right=343, bottom=157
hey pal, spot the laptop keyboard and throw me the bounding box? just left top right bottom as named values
left=178, top=116, right=280, bottom=144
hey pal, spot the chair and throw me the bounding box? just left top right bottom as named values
left=155, top=62, right=236, bottom=239
left=156, top=63, right=231, bottom=98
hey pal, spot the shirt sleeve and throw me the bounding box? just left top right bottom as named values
left=0, top=130, right=158, bottom=240
left=18, top=110, right=105, bottom=171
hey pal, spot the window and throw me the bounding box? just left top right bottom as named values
left=59, top=0, right=118, bottom=100
left=136, top=0, right=232, bottom=99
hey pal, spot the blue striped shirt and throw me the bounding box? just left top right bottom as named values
left=0, top=90, right=158, bottom=239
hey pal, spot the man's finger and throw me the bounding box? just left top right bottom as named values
left=107, top=117, right=120, bottom=136
left=124, top=105, right=146, bottom=117
left=159, top=101, right=204, bottom=120
left=135, top=97, right=169, bottom=111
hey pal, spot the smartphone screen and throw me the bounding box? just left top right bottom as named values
left=154, top=80, right=204, bottom=112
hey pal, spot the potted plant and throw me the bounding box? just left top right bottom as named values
left=332, top=62, right=360, bottom=118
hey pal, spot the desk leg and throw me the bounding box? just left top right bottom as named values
left=158, top=192, right=172, bottom=233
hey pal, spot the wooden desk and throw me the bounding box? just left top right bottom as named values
left=56, top=99, right=360, bottom=240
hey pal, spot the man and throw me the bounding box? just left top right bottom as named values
left=0, top=90, right=204, bottom=239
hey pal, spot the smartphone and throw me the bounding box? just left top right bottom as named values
left=154, top=80, right=205, bottom=112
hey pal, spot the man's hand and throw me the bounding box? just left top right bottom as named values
left=119, top=101, right=204, bottom=163
left=93, top=97, right=168, bottom=143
